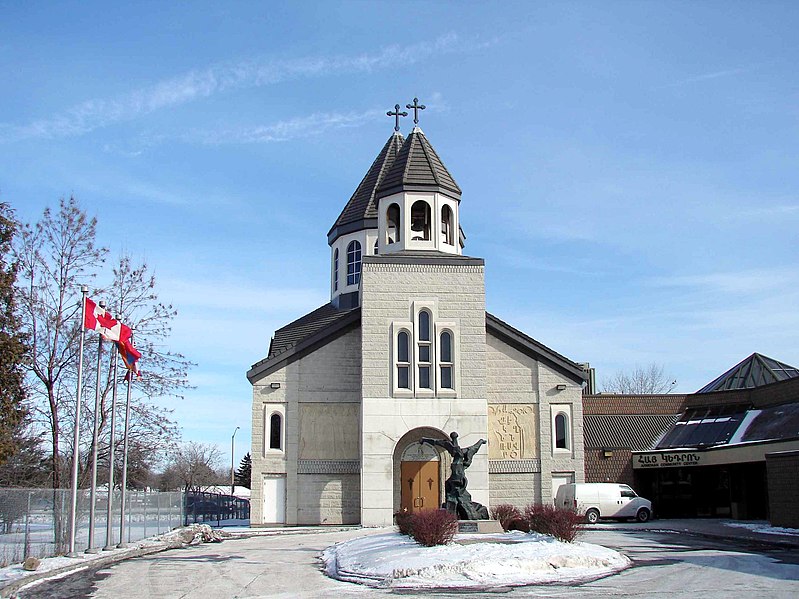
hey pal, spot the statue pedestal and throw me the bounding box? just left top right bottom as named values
left=457, top=520, right=504, bottom=534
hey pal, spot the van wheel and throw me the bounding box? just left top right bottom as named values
left=585, top=509, right=600, bottom=524
left=636, top=508, right=651, bottom=523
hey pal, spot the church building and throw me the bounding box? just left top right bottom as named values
left=247, top=107, right=588, bottom=527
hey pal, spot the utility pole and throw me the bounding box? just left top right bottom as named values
left=231, top=426, right=240, bottom=497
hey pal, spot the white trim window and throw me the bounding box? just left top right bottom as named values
left=346, top=240, right=362, bottom=286
left=417, top=309, right=433, bottom=390
left=439, top=330, right=454, bottom=389
left=333, top=248, right=339, bottom=292
left=397, top=330, right=411, bottom=389
left=263, top=406, right=285, bottom=455
left=551, top=405, right=572, bottom=454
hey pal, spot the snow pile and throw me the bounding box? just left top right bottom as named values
left=724, top=521, right=799, bottom=537
left=322, top=530, right=630, bottom=589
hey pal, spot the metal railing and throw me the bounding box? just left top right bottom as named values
left=183, top=490, right=250, bottom=527
left=0, top=488, right=183, bottom=567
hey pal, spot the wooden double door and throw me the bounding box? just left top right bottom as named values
left=401, top=461, right=440, bottom=514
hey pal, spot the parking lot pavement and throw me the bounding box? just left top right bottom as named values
left=589, top=518, right=799, bottom=550
left=10, top=521, right=799, bottom=598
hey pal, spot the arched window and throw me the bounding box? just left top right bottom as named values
left=387, top=203, right=401, bottom=244
left=269, top=413, right=282, bottom=450
left=417, top=310, right=432, bottom=389
left=439, top=330, right=453, bottom=389
left=397, top=330, right=410, bottom=389
left=555, top=413, right=568, bottom=449
left=410, top=200, right=431, bottom=241
left=333, top=248, right=339, bottom=291
left=346, top=240, right=361, bottom=286
left=441, top=205, right=454, bottom=245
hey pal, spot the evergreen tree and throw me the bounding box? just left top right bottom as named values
left=0, top=202, right=29, bottom=468
left=234, top=452, right=251, bottom=489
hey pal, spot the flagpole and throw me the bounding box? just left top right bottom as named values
left=67, top=286, right=89, bottom=558
left=118, top=327, right=134, bottom=548
left=86, top=301, right=105, bottom=554
left=103, top=340, right=119, bottom=550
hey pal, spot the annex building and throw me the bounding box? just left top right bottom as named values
left=247, top=120, right=587, bottom=526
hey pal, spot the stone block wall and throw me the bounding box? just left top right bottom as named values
left=296, top=474, right=360, bottom=525
left=489, top=473, right=541, bottom=509
left=766, top=450, right=799, bottom=529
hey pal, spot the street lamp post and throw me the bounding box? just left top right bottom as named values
left=231, top=426, right=240, bottom=498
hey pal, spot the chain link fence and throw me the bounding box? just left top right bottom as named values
left=0, top=488, right=184, bottom=567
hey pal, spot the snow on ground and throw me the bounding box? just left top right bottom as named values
left=323, top=530, right=630, bottom=590
left=724, top=521, right=799, bottom=537
left=0, top=524, right=223, bottom=589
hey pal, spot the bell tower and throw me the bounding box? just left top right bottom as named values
left=374, top=125, right=463, bottom=256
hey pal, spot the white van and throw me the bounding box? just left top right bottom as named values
left=554, top=483, right=652, bottom=523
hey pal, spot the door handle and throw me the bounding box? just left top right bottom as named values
left=413, top=497, right=424, bottom=508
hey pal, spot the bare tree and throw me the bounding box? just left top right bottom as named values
left=80, top=254, right=191, bottom=488
left=601, top=363, right=676, bottom=394
left=161, top=442, right=224, bottom=493
left=15, top=197, right=106, bottom=489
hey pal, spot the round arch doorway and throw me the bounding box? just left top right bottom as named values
left=394, top=428, right=449, bottom=515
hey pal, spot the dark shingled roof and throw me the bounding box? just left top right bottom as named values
left=375, top=127, right=461, bottom=200
left=697, top=352, right=799, bottom=393
left=585, top=414, right=679, bottom=451
left=328, top=132, right=404, bottom=242
left=248, top=305, right=586, bottom=385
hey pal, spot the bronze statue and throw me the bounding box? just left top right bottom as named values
left=420, top=432, right=489, bottom=520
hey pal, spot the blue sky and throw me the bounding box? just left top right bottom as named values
left=3, top=1, right=798, bottom=467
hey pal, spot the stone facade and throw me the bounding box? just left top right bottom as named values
left=250, top=328, right=361, bottom=525
left=360, top=257, right=489, bottom=526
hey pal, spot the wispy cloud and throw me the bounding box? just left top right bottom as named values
left=646, top=268, right=799, bottom=295
left=187, top=109, right=384, bottom=145
left=0, top=33, right=493, bottom=142
left=725, top=203, right=799, bottom=220
left=660, top=67, right=750, bottom=89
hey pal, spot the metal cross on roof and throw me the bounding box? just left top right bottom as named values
left=406, top=97, right=426, bottom=125
left=387, top=104, right=408, bottom=132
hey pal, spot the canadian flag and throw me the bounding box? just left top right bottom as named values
left=83, top=297, right=133, bottom=345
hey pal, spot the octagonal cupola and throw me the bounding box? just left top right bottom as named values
left=327, top=131, right=404, bottom=305
left=374, top=126, right=463, bottom=256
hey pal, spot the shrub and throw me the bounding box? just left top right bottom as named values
left=490, top=504, right=523, bottom=532
left=508, top=518, right=530, bottom=533
left=410, top=509, right=459, bottom=547
left=394, top=509, right=414, bottom=536
left=523, top=504, right=583, bottom=543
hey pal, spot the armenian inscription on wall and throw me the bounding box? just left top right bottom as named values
left=488, top=404, right=538, bottom=460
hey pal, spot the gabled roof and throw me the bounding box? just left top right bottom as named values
left=328, top=132, right=404, bottom=244
left=374, top=127, right=461, bottom=200
left=697, top=353, right=799, bottom=393
left=485, top=312, right=587, bottom=384
left=247, top=303, right=360, bottom=382
left=247, top=305, right=586, bottom=385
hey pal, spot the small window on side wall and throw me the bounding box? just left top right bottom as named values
left=269, top=413, right=282, bottom=450
left=555, top=413, right=568, bottom=449
left=417, top=310, right=432, bottom=389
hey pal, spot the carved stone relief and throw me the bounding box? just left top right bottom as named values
left=488, top=404, right=538, bottom=460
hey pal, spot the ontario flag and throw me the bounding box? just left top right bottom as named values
left=83, top=297, right=141, bottom=375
